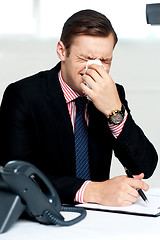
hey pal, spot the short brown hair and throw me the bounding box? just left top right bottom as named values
left=60, top=9, right=118, bottom=55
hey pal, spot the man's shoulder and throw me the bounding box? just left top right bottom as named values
left=5, top=63, right=61, bottom=95
left=1, top=66, right=60, bottom=106
left=10, top=67, right=56, bottom=89
left=3, top=71, right=48, bottom=101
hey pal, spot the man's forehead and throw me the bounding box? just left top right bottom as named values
left=70, top=35, right=114, bottom=58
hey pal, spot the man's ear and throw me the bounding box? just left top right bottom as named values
left=56, top=41, right=66, bottom=61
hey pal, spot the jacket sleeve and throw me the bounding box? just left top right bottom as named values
left=0, top=83, right=33, bottom=162
left=113, top=84, right=158, bottom=178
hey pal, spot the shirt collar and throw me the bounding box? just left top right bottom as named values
left=58, top=70, right=80, bottom=103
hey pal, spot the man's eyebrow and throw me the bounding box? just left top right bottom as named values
left=100, top=57, right=112, bottom=62
left=78, top=54, right=112, bottom=62
left=79, top=54, right=96, bottom=60
left=88, top=56, right=96, bottom=60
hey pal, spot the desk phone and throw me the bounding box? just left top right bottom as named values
left=0, top=161, right=86, bottom=233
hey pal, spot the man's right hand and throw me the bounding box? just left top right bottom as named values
left=83, top=174, right=149, bottom=207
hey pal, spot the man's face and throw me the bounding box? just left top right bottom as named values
left=57, top=34, right=115, bottom=95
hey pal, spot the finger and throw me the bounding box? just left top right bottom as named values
left=81, top=82, right=94, bottom=99
left=85, top=68, right=102, bottom=83
left=82, top=75, right=97, bottom=91
left=127, top=193, right=138, bottom=203
left=128, top=186, right=139, bottom=198
left=118, top=194, right=137, bottom=207
left=128, top=178, right=149, bottom=191
left=87, top=64, right=108, bottom=79
left=120, top=189, right=139, bottom=207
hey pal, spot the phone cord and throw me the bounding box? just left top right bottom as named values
left=44, top=206, right=87, bottom=226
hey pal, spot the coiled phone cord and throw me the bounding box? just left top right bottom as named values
left=44, top=206, right=87, bottom=226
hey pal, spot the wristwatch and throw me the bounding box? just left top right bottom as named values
left=107, top=104, right=125, bottom=125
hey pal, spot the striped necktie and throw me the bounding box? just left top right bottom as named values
left=74, top=97, right=90, bottom=180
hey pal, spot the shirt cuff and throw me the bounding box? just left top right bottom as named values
left=74, top=180, right=91, bottom=203
left=108, top=110, right=128, bottom=138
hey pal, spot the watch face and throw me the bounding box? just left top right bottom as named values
left=110, top=112, right=124, bottom=125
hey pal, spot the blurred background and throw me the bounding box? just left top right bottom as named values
left=0, top=0, right=160, bottom=187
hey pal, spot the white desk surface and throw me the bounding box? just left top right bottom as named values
left=1, top=188, right=160, bottom=240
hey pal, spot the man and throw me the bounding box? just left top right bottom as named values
left=0, top=10, right=158, bottom=207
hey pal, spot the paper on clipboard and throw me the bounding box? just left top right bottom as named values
left=77, top=194, right=160, bottom=217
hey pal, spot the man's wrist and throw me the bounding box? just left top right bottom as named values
left=75, top=181, right=104, bottom=204
left=75, top=180, right=91, bottom=203
left=108, top=110, right=128, bottom=138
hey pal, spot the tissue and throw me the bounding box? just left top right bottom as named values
left=83, top=59, right=106, bottom=100
left=84, top=59, right=104, bottom=74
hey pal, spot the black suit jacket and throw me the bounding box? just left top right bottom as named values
left=0, top=62, right=158, bottom=203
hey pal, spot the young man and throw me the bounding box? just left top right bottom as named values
left=0, top=10, right=158, bottom=207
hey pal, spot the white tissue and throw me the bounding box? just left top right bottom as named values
left=83, top=59, right=106, bottom=100
left=84, top=59, right=106, bottom=89
left=84, top=59, right=103, bottom=74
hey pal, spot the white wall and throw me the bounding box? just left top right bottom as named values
left=0, top=37, right=159, bottom=187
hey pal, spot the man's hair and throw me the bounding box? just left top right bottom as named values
left=60, top=9, right=118, bottom=55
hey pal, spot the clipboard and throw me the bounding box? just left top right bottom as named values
left=76, top=194, right=160, bottom=217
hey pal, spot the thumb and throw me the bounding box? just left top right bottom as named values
left=134, top=173, right=144, bottom=180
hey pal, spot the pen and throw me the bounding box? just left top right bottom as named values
left=124, top=167, right=149, bottom=205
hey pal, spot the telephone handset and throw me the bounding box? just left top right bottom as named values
left=0, top=161, right=86, bottom=233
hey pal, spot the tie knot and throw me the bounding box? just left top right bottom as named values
left=75, top=97, right=88, bottom=112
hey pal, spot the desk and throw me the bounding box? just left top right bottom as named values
left=1, top=188, right=160, bottom=240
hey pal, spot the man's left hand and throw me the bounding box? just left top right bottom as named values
left=81, top=64, right=122, bottom=116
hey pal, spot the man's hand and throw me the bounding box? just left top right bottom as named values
left=83, top=173, right=149, bottom=207
left=81, top=64, right=122, bottom=116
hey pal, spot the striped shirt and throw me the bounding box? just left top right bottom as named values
left=58, top=70, right=128, bottom=203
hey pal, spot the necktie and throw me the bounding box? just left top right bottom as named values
left=74, top=97, right=90, bottom=180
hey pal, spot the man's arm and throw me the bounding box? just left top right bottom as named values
left=81, top=64, right=158, bottom=206
left=81, top=63, right=158, bottom=178
left=0, top=83, right=33, bottom=162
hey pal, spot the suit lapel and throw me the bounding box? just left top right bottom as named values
left=46, top=63, right=76, bottom=175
